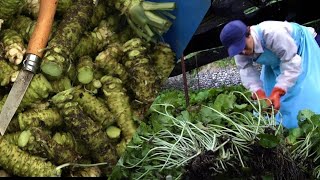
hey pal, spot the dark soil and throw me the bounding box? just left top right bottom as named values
left=182, top=144, right=310, bottom=180
left=248, top=144, right=309, bottom=180
left=182, top=150, right=243, bottom=180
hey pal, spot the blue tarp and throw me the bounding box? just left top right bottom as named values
left=150, top=0, right=211, bottom=60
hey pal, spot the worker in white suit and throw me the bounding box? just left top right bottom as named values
left=219, top=20, right=320, bottom=128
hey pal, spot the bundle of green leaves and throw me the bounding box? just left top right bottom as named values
left=110, top=85, right=307, bottom=179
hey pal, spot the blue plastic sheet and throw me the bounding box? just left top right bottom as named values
left=256, top=23, right=320, bottom=128
left=150, top=0, right=211, bottom=60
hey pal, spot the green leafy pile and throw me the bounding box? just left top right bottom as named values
left=110, top=85, right=308, bottom=179
left=286, top=109, right=320, bottom=178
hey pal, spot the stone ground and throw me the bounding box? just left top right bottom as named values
left=161, top=59, right=262, bottom=91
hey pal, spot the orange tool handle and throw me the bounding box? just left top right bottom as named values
left=26, top=0, right=58, bottom=57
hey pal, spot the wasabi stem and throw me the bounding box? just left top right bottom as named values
left=61, top=103, right=119, bottom=174
left=72, top=88, right=115, bottom=128
left=0, top=137, right=61, bottom=177
left=15, top=128, right=80, bottom=165
left=40, top=0, right=94, bottom=79
left=0, top=0, right=24, bottom=22
left=0, top=59, right=16, bottom=86
left=76, top=56, right=94, bottom=85
left=107, top=0, right=176, bottom=41
left=106, top=126, right=121, bottom=140
left=101, top=75, right=138, bottom=143
left=0, top=29, right=26, bottom=65
left=17, top=108, right=63, bottom=130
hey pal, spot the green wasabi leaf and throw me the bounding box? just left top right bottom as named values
left=257, top=133, right=280, bottom=148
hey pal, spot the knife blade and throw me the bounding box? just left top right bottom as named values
left=0, top=0, right=58, bottom=136
left=0, top=70, right=34, bottom=135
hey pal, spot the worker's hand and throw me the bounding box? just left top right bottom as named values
left=251, top=89, right=267, bottom=100
left=251, top=89, right=270, bottom=112
left=267, top=87, right=286, bottom=111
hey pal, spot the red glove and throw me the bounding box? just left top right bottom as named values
left=252, top=89, right=267, bottom=100
left=268, top=87, right=286, bottom=110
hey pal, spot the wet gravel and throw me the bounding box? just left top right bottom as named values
left=162, top=63, right=262, bottom=91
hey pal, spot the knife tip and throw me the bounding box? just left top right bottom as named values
left=0, top=129, right=5, bottom=136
